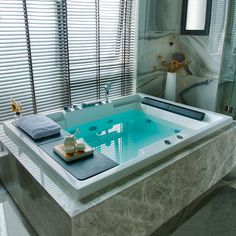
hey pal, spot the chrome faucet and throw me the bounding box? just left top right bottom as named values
left=104, top=82, right=111, bottom=103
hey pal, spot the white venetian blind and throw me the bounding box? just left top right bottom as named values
left=0, top=0, right=34, bottom=122
left=26, top=0, right=69, bottom=113
left=66, top=0, right=98, bottom=103
left=66, top=0, right=135, bottom=104
left=99, top=0, right=135, bottom=98
left=0, top=0, right=136, bottom=123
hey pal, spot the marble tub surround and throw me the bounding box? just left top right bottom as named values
left=4, top=93, right=232, bottom=199
left=0, top=122, right=236, bottom=235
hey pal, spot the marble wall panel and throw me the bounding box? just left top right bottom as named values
left=137, top=0, right=229, bottom=111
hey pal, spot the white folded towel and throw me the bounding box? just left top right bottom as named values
left=15, top=114, right=61, bottom=140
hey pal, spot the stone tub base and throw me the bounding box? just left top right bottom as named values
left=0, top=124, right=236, bottom=235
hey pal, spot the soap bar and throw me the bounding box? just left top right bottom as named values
left=15, top=114, right=61, bottom=140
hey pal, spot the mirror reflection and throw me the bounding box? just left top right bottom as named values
left=186, top=0, right=207, bottom=30
left=181, top=0, right=212, bottom=35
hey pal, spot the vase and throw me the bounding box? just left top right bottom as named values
left=164, top=72, right=176, bottom=101
left=14, top=112, right=22, bottom=121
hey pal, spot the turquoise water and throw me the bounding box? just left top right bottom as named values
left=66, top=110, right=183, bottom=164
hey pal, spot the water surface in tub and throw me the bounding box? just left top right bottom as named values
left=66, top=110, right=183, bottom=164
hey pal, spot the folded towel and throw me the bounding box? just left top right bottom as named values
left=15, top=114, right=61, bottom=140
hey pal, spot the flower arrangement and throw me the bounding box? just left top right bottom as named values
left=158, top=52, right=192, bottom=75
left=11, top=98, right=22, bottom=116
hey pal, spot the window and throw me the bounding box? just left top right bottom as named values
left=0, top=1, right=34, bottom=121
left=0, top=0, right=136, bottom=123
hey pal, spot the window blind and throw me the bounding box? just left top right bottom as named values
left=66, top=0, right=98, bottom=103
left=0, top=0, right=34, bottom=121
left=99, top=0, right=135, bottom=98
left=0, top=0, right=136, bottom=123
left=67, top=0, right=135, bottom=104
left=26, top=0, right=69, bottom=113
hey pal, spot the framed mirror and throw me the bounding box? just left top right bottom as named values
left=181, top=0, right=212, bottom=35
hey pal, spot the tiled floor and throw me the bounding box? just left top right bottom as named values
left=0, top=182, right=37, bottom=236
left=171, top=184, right=236, bottom=236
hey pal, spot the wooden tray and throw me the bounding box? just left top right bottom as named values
left=53, top=142, right=94, bottom=162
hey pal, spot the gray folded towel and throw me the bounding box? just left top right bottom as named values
left=15, top=114, right=61, bottom=140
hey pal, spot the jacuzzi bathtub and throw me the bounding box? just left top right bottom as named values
left=3, top=94, right=232, bottom=199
